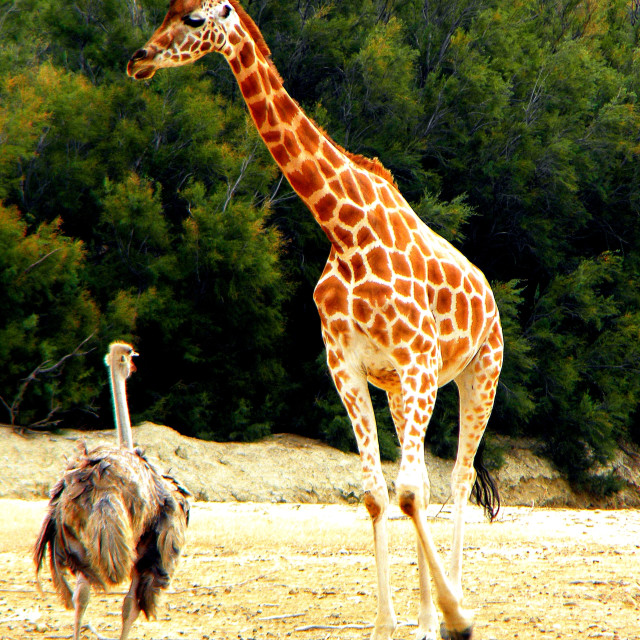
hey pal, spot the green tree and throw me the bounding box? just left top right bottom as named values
left=0, top=204, right=99, bottom=426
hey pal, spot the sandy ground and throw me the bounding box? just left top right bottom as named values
left=1, top=500, right=639, bottom=640
left=1, top=424, right=639, bottom=639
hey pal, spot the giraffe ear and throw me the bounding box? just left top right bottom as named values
left=220, top=3, right=232, bottom=19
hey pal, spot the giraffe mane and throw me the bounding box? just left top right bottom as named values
left=229, top=0, right=283, bottom=84
left=343, top=149, right=397, bottom=187
left=230, top=0, right=396, bottom=188
left=316, top=125, right=398, bottom=188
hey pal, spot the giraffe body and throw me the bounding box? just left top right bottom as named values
left=128, top=4, right=503, bottom=638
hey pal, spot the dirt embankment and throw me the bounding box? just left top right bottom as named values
left=1, top=422, right=638, bottom=508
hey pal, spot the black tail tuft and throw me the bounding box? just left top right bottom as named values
left=471, top=441, right=500, bottom=521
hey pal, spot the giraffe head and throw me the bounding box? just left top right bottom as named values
left=127, top=0, right=261, bottom=80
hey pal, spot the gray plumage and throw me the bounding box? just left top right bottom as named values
left=33, top=343, right=190, bottom=640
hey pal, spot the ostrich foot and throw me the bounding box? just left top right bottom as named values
left=85, top=622, right=117, bottom=640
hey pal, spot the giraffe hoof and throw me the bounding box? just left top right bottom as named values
left=440, top=623, right=473, bottom=640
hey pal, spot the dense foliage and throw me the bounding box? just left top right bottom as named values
left=1, top=0, right=639, bottom=489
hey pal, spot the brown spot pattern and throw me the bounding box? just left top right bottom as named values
left=341, top=172, right=364, bottom=206
left=262, top=130, right=281, bottom=143
left=351, top=254, right=367, bottom=282
left=356, top=173, right=375, bottom=205
left=239, top=69, right=261, bottom=96
left=271, top=144, right=290, bottom=167
left=428, top=258, right=444, bottom=286
left=455, top=293, right=469, bottom=331
left=395, top=278, right=411, bottom=297
left=443, top=262, right=462, bottom=289
left=239, top=42, right=255, bottom=67
left=369, top=313, right=389, bottom=348
left=390, top=213, right=411, bottom=250
left=391, top=319, right=415, bottom=345
left=314, top=276, right=348, bottom=316
left=353, top=299, right=373, bottom=324
left=318, top=158, right=336, bottom=179
left=283, top=130, right=301, bottom=157
left=288, top=160, right=324, bottom=198
left=409, top=247, right=427, bottom=281
left=470, top=296, right=484, bottom=342
left=314, top=193, right=338, bottom=223
left=356, top=227, right=376, bottom=249
left=333, top=225, right=355, bottom=249
left=367, top=247, right=392, bottom=282
left=390, top=252, right=411, bottom=278
left=353, top=282, right=391, bottom=308
left=369, top=207, right=394, bottom=247
left=324, top=142, right=343, bottom=169
left=273, top=92, right=297, bottom=123
left=339, top=204, right=364, bottom=228
left=298, top=119, right=320, bottom=154
left=248, top=99, right=267, bottom=128
left=436, top=289, right=452, bottom=315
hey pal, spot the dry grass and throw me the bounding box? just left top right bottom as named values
left=1, top=501, right=639, bottom=640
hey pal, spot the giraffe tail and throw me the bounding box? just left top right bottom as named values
left=471, top=441, right=500, bottom=522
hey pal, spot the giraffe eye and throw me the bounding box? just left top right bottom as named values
left=182, top=14, right=206, bottom=28
left=220, top=4, right=232, bottom=18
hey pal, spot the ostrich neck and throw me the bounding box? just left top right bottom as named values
left=110, top=365, right=133, bottom=451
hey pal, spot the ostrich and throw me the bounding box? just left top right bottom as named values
left=34, top=342, right=190, bottom=640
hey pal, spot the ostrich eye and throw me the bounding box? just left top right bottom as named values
left=182, top=14, right=206, bottom=28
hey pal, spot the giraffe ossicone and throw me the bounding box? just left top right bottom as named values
left=128, top=3, right=504, bottom=638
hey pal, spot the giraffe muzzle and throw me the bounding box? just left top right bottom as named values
left=131, top=48, right=148, bottom=62
left=127, top=50, right=157, bottom=80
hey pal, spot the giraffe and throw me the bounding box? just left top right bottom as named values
left=127, top=3, right=504, bottom=639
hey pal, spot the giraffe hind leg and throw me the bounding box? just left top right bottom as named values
left=449, top=319, right=503, bottom=601
left=440, top=623, right=473, bottom=640
left=393, top=354, right=473, bottom=637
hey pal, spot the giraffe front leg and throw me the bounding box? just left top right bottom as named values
left=388, top=390, right=439, bottom=640
left=328, top=357, right=396, bottom=640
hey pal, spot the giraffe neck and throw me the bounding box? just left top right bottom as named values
left=222, top=31, right=370, bottom=252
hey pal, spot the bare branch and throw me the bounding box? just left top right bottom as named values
left=6, top=332, right=96, bottom=426
left=22, top=248, right=63, bottom=276
left=223, top=145, right=258, bottom=212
